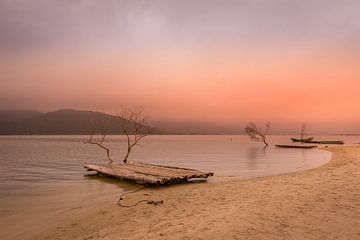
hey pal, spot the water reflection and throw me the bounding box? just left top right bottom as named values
left=246, top=146, right=267, bottom=169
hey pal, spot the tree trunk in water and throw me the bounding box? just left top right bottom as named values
left=263, top=137, right=268, bottom=146
left=123, top=148, right=131, bottom=163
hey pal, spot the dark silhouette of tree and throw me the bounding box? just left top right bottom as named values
left=85, top=106, right=150, bottom=164
left=85, top=124, right=113, bottom=164
left=119, top=106, right=150, bottom=163
left=245, top=122, right=271, bottom=146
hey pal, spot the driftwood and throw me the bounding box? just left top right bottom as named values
left=84, top=162, right=214, bottom=186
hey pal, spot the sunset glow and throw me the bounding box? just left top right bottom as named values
left=1, top=0, right=360, bottom=133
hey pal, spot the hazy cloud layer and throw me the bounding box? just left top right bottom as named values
left=1, top=0, right=360, bottom=51
left=1, top=0, right=360, bottom=132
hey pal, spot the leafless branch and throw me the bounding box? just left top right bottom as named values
left=84, top=125, right=114, bottom=164
left=245, top=122, right=271, bottom=146
left=118, top=106, right=150, bottom=163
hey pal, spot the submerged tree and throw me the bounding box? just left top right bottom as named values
left=245, top=122, right=271, bottom=146
left=85, top=124, right=113, bottom=164
left=300, top=122, right=307, bottom=140
left=119, top=106, right=150, bottom=163
left=85, top=106, right=150, bottom=164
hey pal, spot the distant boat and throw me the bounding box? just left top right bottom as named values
left=291, top=137, right=314, bottom=143
left=276, top=144, right=317, bottom=149
left=291, top=122, right=314, bottom=143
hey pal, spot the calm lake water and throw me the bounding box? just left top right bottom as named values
left=1, top=134, right=357, bottom=239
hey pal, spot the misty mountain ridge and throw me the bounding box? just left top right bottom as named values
left=1, top=109, right=355, bottom=135
left=0, top=109, right=247, bottom=135
left=0, top=109, right=43, bottom=122
left=0, top=109, right=160, bottom=135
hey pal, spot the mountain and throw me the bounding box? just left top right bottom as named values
left=0, top=109, right=245, bottom=135
left=0, top=110, right=43, bottom=134
left=0, top=109, right=43, bottom=122
left=0, top=109, right=161, bottom=135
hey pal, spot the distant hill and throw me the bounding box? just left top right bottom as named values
left=0, top=109, right=161, bottom=135
left=0, top=110, right=43, bottom=134
left=0, top=109, right=43, bottom=122
left=0, top=109, right=246, bottom=135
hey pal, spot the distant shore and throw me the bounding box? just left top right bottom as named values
left=36, top=146, right=360, bottom=240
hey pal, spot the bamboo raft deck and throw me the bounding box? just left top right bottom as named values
left=84, top=162, right=214, bottom=186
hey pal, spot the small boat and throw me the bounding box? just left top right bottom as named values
left=276, top=144, right=317, bottom=149
left=291, top=137, right=314, bottom=143
left=307, top=140, right=344, bottom=145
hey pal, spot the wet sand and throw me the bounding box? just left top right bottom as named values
left=35, top=147, right=360, bottom=240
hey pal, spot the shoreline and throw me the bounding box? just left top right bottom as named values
left=36, top=146, right=360, bottom=239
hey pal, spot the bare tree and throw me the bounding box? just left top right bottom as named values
left=119, top=106, right=150, bottom=163
left=300, top=122, right=306, bottom=140
left=85, top=125, right=113, bottom=164
left=84, top=107, right=150, bottom=164
left=245, top=122, right=271, bottom=146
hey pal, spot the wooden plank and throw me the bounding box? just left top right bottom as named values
left=275, top=144, right=318, bottom=149
left=307, top=140, right=344, bottom=145
left=84, top=162, right=214, bottom=186
left=125, top=163, right=205, bottom=178
left=84, top=164, right=163, bottom=184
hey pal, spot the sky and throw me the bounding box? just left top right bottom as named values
left=1, top=0, right=360, bottom=133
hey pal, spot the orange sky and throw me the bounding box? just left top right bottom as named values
left=1, top=0, right=360, bottom=133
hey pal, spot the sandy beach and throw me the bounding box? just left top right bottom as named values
left=35, top=147, right=360, bottom=240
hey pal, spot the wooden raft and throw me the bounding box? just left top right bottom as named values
left=84, top=162, right=214, bottom=186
